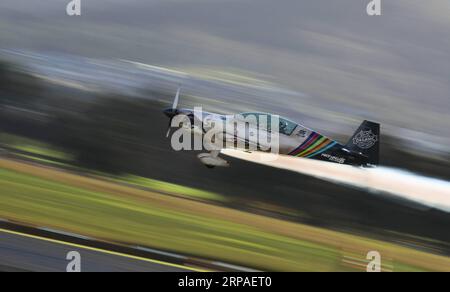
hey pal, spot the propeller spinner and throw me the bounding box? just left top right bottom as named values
left=164, top=88, right=181, bottom=137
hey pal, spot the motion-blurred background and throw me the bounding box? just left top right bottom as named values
left=0, top=0, right=449, bottom=271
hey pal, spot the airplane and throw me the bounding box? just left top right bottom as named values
left=163, top=89, right=380, bottom=168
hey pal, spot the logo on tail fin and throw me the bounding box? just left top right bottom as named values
left=352, top=130, right=378, bottom=149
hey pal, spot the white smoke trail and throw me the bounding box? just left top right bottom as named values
left=221, top=149, right=450, bottom=212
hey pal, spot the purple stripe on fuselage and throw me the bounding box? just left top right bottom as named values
left=289, top=132, right=319, bottom=155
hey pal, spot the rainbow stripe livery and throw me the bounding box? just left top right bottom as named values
left=289, top=132, right=338, bottom=158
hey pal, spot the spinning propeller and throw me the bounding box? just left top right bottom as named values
left=164, top=88, right=181, bottom=138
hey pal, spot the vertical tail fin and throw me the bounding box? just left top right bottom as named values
left=345, top=120, right=380, bottom=166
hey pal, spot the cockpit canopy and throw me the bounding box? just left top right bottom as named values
left=237, top=112, right=298, bottom=135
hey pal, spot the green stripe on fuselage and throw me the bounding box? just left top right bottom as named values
left=297, top=136, right=327, bottom=157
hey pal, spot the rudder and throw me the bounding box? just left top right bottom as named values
left=345, top=120, right=380, bottom=166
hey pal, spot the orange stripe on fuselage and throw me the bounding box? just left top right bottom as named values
left=299, top=138, right=332, bottom=157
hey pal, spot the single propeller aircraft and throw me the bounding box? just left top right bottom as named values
left=164, top=89, right=380, bottom=168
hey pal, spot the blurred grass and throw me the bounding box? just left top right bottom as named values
left=115, top=175, right=228, bottom=203
left=0, top=132, right=225, bottom=203
left=0, top=133, right=71, bottom=161
left=1, top=158, right=450, bottom=271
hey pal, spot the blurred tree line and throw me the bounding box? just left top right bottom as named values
left=0, top=59, right=171, bottom=174
left=49, top=95, right=165, bottom=173
left=0, top=60, right=44, bottom=108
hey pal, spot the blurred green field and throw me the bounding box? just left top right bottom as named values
left=0, top=133, right=71, bottom=161
left=0, top=132, right=227, bottom=203
left=114, top=175, right=228, bottom=203
left=1, top=158, right=450, bottom=271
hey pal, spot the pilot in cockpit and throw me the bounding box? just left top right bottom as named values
left=279, top=120, right=288, bottom=134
